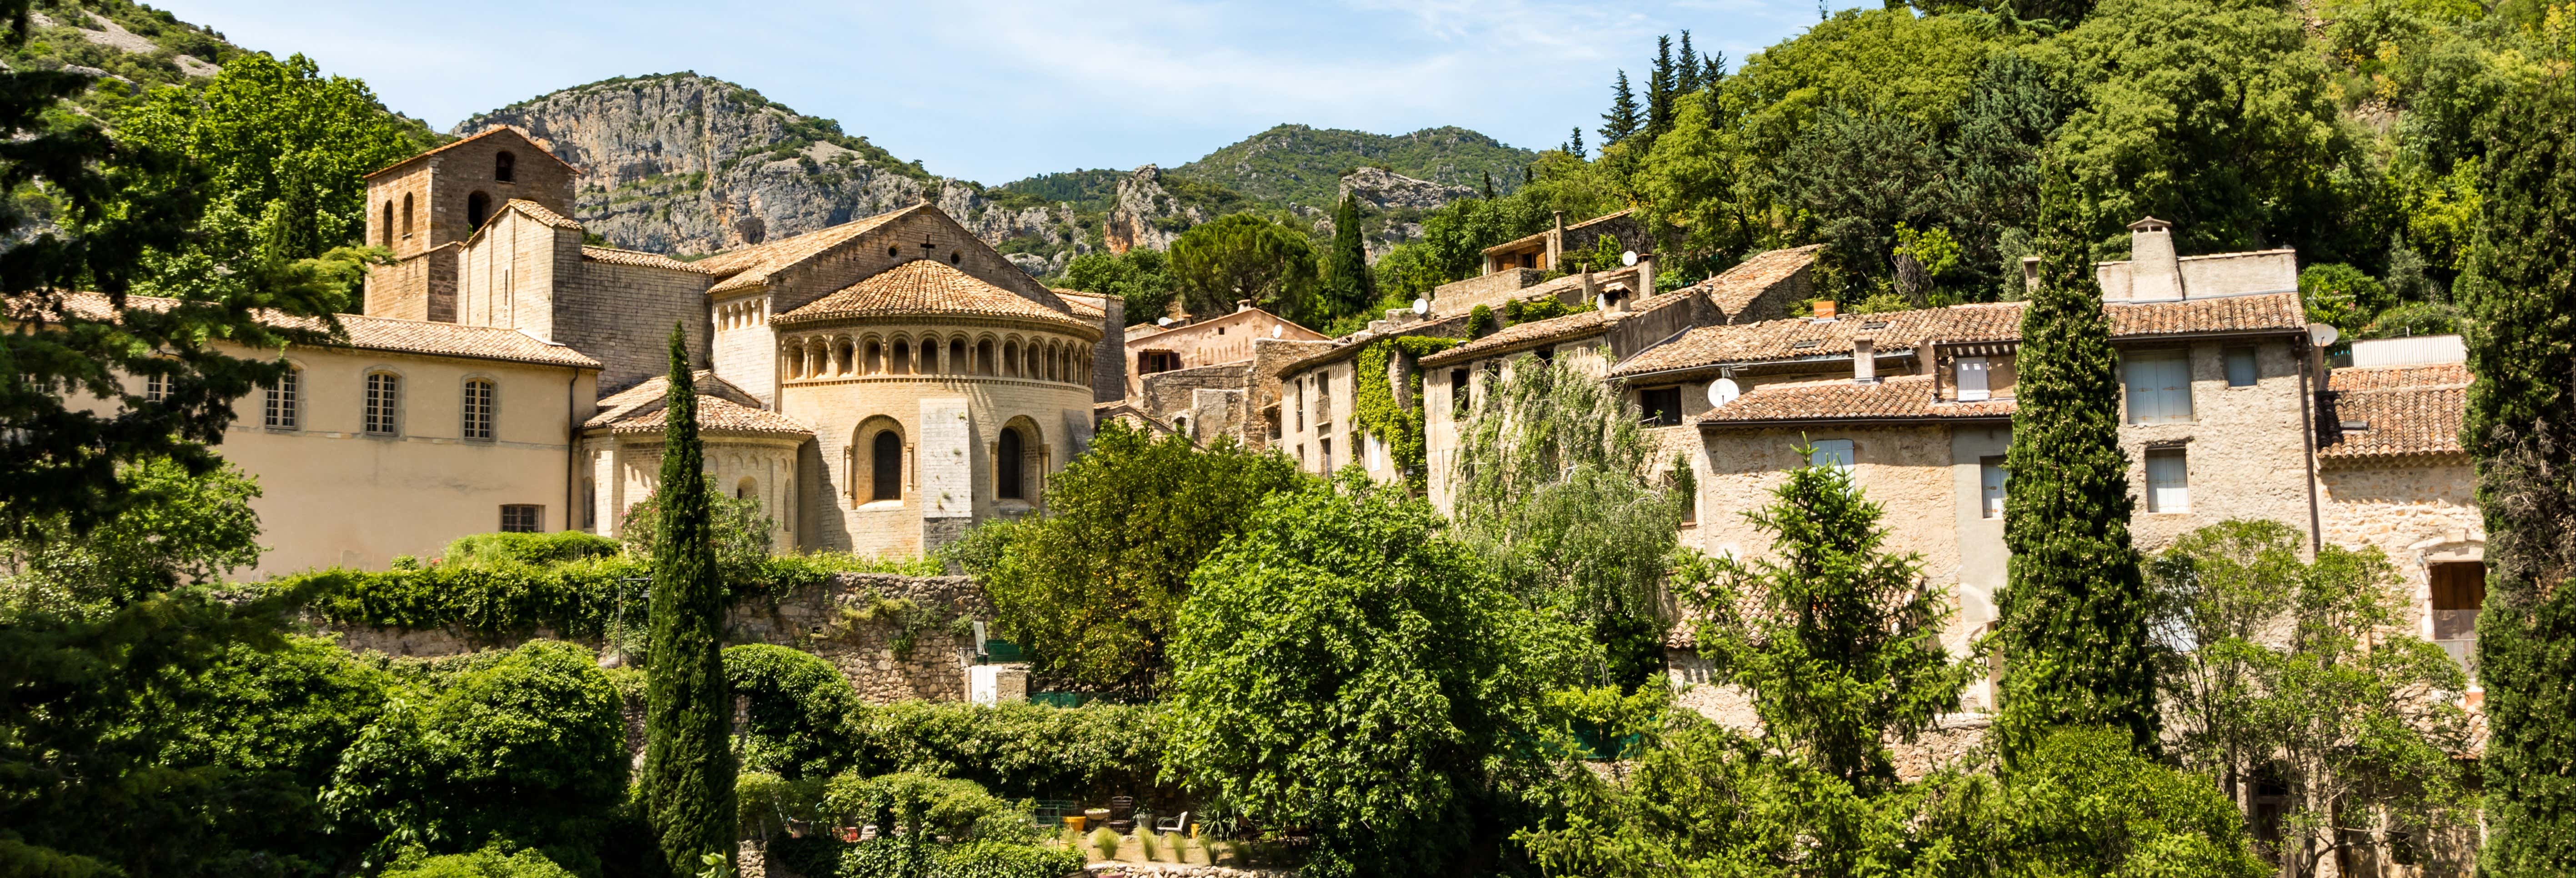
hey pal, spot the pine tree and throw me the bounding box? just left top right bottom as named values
left=1324, top=193, right=1375, bottom=321
left=2462, top=75, right=2576, bottom=877
left=1688, top=452, right=1975, bottom=788
left=1567, top=126, right=1586, bottom=160
left=1704, top=52, right=1728, bottom=89
left=1993, top=166, right=2159, bottom=762
left=640, top=325, right=735, bottom=877
left=1481, top=170, right=1496, bottom=200
left=1676, top=30, right=1702, bottom=95
left=1647, top=35, right=1677, bottom=140
left=1599, top=70, right=1642, bottom=148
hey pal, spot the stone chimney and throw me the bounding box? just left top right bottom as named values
left=2128, top=217, right=2181, bottom=300
left=1547, top=210, right=1567, bottom=271
left=1853, top=337, right=1877, bottom=383
left=2021, top=255, right=2042, bottom=295
left=1236, top=299, right=1252, bottom=313
left=1580, top=270, right=1599, bottom=307
left=1637, top=252, right=1657, bottom=298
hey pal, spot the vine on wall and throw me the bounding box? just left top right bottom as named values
left=1350, top=334, right=1462, bottom=494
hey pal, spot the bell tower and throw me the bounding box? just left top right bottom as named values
left=359, top=126, right=577, bottom=321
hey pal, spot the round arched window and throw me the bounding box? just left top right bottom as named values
left=870, top=430, right=903, bottom=502
left=996, top=427, right=1026, bottom=500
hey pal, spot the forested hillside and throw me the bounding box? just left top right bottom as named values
left=1173, top=123, right=1537, bottom=208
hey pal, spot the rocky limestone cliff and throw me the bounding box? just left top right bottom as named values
left=1316, top=168, right=1475, bottom=263
left=457, top=74, right=1105, bottom=271
left=1103, top=165, right=1215, bottom=254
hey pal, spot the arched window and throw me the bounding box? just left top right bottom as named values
left=495, top=151, right=516, bottom=182
left=363, top=371, right=401, bottom=436
left=381, top=201, right=394, bottom=247
left=978, top=340, right=996, bottom=376
left=919, top=337, right=939, bottom=374
left=466, top=192, right=491, bottom=230
left=1002, top=340, right=1020, bottom=377
left=996, top=426, right=1026, bottom=500
left=950, top=339, right=967, bottom=374
left=736, top=477, right=757, bottom=501
left=264, top=365, right=300, bottom=429
left=461, top=378, right=495, bottom=441
left=892, top=340, right=912, bottom=374
left=401, top=193, right=414, bottom=237
left=863, top=339, right=883, bottom=375
left=834, top=337, right=855, bottom=375
left=870, top=430, right=903, bottom=502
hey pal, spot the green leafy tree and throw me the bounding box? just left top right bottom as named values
left=1322, top=192, right=1376, bottom=322
left=1451, top=355, right=1680, bottom=689
left=1165, top=212, right=1319, bottom=322
left=1059, top=247, right=1176, bottom=326
left=640, top=326, right=736, bottom=877
left=1684, top=451, right=1975, bottom=788
left=1944, top=53, right=2067, bottom=302
left=2298, top=263, right=2396, bottom=339
left=2460, top=72, right=2576, bottom=878
left=1920, top=727, right=2271, bottom=877
left=1993, top=170, right=2158, bottom=760
left=973, top=421, right=1302, bottom=694
left=1162, top=476, right=1566, bottom=878
left=1645, top=35, right=1677, bottom=142
left=620, top=472, right=778, bottom=584
left=325, top=641, right=629, bottom=873
left=1633, top=91, right=1756, bottom=269
left=725, top=644, right=862, bottom=780
left=380, top=843, right=581, bottom=878
left=2148, top=520, right=2476, bottom=876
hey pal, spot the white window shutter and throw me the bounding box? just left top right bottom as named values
left=1957, top=357, right=1990, bottom=401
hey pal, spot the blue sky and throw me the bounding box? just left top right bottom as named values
left=155, top=0, right=1867, bottom=185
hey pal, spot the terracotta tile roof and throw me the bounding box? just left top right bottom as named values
left=1278, top=315, right=1474, bottom=375
left=364, top=126, right=570, bottom=180
left=1699, top=375, right=2017, bottom=426
left=2318, top=363, right=2471, bottom=461
left=1418, top=309, right=1608, bottom=367
left=1691, top=244, right=1824, bottom=316
left=773, top=258, right=1100, bottom=336
left=20, top=292, right=601, bottom=369
left=1483, top=208, right=1635, bottom=255
left=1613, top=291, right=2306, bottom=379
left=1052, top=291, right=1106, bottom=318
left=582, top=246, right=712, bottom=273
left=504, top=198, right=582, bottom=230
left=696, top=204, right=928, bottom=293
left=585, top=371, right=812, bottom=436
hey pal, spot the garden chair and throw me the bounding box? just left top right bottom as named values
left=1154, top=811, right=1190, bottom=835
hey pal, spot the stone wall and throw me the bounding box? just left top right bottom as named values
left=1428, top=268, right=1542, bottom=316
left=321, top=572, right=993, bottom=704
left=559, top=255, right=717, bottom=393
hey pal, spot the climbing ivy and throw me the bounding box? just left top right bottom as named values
left=1350, top=335, right=1462, bottom=494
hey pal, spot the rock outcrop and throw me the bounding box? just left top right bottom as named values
left=1338, top=166, right=1475, bottom=212
left=1103, top=165, right=1213, bottom=254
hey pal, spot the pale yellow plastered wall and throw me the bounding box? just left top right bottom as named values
left=94, top=343, right=597, bottom=578
left=578, top=431, right=804, bottom=550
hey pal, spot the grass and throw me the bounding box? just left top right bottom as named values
left=1090, top=828, right=1122, bottom=862
left=1137, top=829, right=1159, bottom=861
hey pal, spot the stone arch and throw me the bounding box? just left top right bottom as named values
left=466, top=191, right=492, bottom=230
left=995, top=414, right=1046, bottom=503
left=855, top=415, right=905, bottom=504
left=495, top=150, right=517, bottom=182
left=917, top=334, right=941, bottom=375
left=949, top=338, right=969, bottom=375
left=891, top=336, right=913, bottom=374
left=381, top=201, right=394, bottom=247
left=976, top=337, right=997, bottom=376
left=1002, top=338, right=1021, bottom=378
left=863, top=336, right=884, bottom=375
left=401, top=193, right=413, bottom=236
left=834, top=336, right=855, bottom=376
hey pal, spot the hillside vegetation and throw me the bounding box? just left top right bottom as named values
left=1174, top=123, right=1538, bottom=208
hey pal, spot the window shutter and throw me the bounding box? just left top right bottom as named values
left=1957, top=357, right=1990, bottom=401
left=2146, top=451, right=2189, bottom=512
left=1809, top=439, right=1855, bottom=471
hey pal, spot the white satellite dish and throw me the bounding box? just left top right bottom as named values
left=1156, top=316, right=1173, bottom=327
left=1621, top=250, right=1639, bottom=267
left=1270, top=325, right=1282, bottom=338
left=1595, top=294, right=1612, bottom=311
left=1412, top=298, right=1429, bottom=316
left=1708, top=378, right=1742, bottom=407
left=2307, top=322, right=2340, bottom=348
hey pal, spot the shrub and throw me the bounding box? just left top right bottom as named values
left=441, top=531, right=621, bottom=567
left=282, top=552, right=939, bottom=637
left=1136, top=829, right=1159, bottom=861
left=823, top=772, right=1040, bottom=845
left=727, top=644, right=863, bottom=779
left=934, top=841, right=1085, bottom=878
left=851, top=701, right=1165, bottom=803
left=378, top=843, right=579, bottom=878
left=1089, top=828, right=1121, bottom=861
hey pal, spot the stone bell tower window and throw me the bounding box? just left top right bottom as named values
left=466, top=192, right=492, bottom=230
left=495, top=151, right=516, bottom=182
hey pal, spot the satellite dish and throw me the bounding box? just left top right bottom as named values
left=1270, top=325, right=1282, bottom=338
left=1621, top=250, right=1639, bottom=267
left=1412, top=298, right=1429, bottom=316
left=1708, top=378, right=1742, bottom=407
left=2307, top=322, right=2340, bottom=347
left=1595, top=295, right=1612, bottom=311
left=1156, top=316, right=1174, bottom=327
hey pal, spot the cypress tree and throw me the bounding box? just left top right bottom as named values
left=640, top=324, right=735, bottom=877
left=1676, top=30, right=1702, bottom=95
left=2462, top=75, right=2576, bottom=877
left=1325, top=193, right=1375, bottom=321
left=1567, top=126, right=1586, bottom=160
left=1481, top=170, right=1496, bottom=200
left=1599, top=70, right=1642, bottom=148
left=1992, top=166, right=2158, bottom=761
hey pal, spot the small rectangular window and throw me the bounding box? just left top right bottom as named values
left=1320, top=437, right=1333, bottom=471
left=1366, top=434, right=1385, bottom=471
left=1809, top=439, right=1855, bottom=471
left=144, top=372, right=167, bottom=402
left=2124, top=351, right=2194, bottom=424
left=2224, top=346, right=2258, bottom=387
left=1641, top=387, right=1683, bottom=426
left=364, top=372, right=401, bottom=436
left=1957, top=357, right=1991, bottom=401
left=1316, top=371, right=1334, bottom=426
left=1981, top=456, right=2008, bottom=518
left=1451, top=369, right=1469, bottom=420
left=461, top=379, right=495, bottom=441
left=265, top=368, right=300, bottom=429
left=1292, top=383, right=1305, bottom=432
left=499, top=504, right=542, bottom=533
left=2146, top=449, right=2189, bottom=512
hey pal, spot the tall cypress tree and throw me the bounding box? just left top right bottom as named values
left=2462, top=75, right=2576, bottom=877
left=1600, top=70, right=1642, bottom=148
left=1567, top=126, right=1586, bottom=159
left=1676, top=30, right=1702, bottom=95
left=1993, top=166, right=2158, bottom=761
left=1325, top=193, right=1375, bottom=320
left=640, top=325, right=735, bottom=877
